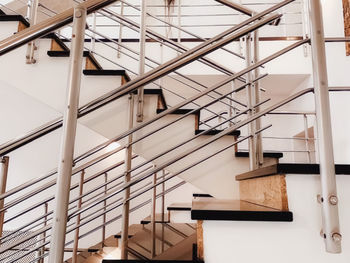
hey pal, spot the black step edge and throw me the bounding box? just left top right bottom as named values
left=167, top=206, right=191, bottom=211
left=47, top=50, right=103, bottom=70
left=83, top=69, right=130, bottom=81
left=131, top=89, right=167, bottom=110
left=195, top=129, right=240, bottom=137
left=191, top=209, right=293, bottom=222
left=114, top=234, right=133, bottom=239
left=103, top=260, right=204, bottom=263
left=156, top=108, right=200, bottom=119
left=193, top=193, right=213, bottom=198
left=235, top=151, right=283, bottom=159
left=0, top=15, right=30, bottom=27
left=140, top=218, right=170, bottom=225
left=236, top=163, right=350, bottom=181
left=48, top=50, right=99, bottom=68
left=43, top=33, right=69, bottom=51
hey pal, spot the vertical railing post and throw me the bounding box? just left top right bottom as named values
left=136, top=0, right=147, bottom=122
left=38, top=202, right=48, bottom=263
left=0, top=156, right=9, bottom=239
left=161, top=169, right=165, bottom=253
left=26, top=0, right=39, bottom=64
left=120, top=93, right=135, bottom=259
left=117, top=1, right=124, bottom=58
left=48, top=6, right=87, bottom=263
left=102, top=172, right=108, bottom=247
left=309, top=0, right=341, bottom=253
left=72, top=170, right=85, bottom=263
left=303, top=114, right=311, bottom=163
left=245, top=34, right=257, bottom=170
left=150, top=169, right=157, bottom=258
left=253, top=28, right=263, bottom=167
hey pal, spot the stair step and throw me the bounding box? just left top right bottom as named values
left=193, top=193, right=212, bottom=198
left=195, top=129, right=240, bottom=136
left=103, top=260, right=203, bottom=263
left=191, top=197, right=293, bottom=222
left=141, top=214, right=170, bottom=224
left=235, top=163, right=350, bottom=181
left=47, top=51, right=103, bottom=70
left=83, top=69, right=130, bottom=81
left=0, top=15, right=30, bottom=27
left=43, top=33, right=69, bottom=51
left=167, top=203, right=192, bottom=211
left=131, top=89, right=167, bottom=110
left=114, top=224, right=144, bottom=239
left=156, top=108, right=200, bottom=117
left=235, top=151, right=283, bottom=159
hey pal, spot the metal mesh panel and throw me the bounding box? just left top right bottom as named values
left=0, top=230, right=38, bottom=263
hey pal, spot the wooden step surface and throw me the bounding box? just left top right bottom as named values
left=191, top=197, right=293, bottom=222
left=236, top=163, right=350, bottom=181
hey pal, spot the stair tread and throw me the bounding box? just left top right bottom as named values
left=195, top=129, right=240, bottom=136
left=235, top=150, right=283, bottom=158
left=103, top=260, right=202, bottom=263
left=0, top=15, right=30, bottom=27
left=167, top=203, right=192, bottom=211
left=193, top=193, right=212, bottom=198
left=83, top=69, right=130, bottom=80
left=141, top=213, right=170, bottom=224
left=235, top=163, right=350, bottom=181
left=114, top=224, right=144, bottom=239
left=191, top=198, right=293, bottom=222
left=156, top=108, right=200, bottom=117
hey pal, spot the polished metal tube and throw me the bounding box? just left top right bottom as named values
left=72, top=171, right=85, bottom=263
left=48, top=6, right=87, bottom=263
left=120, top=94, right=134, bottom=259
left=0, top=156, right=9, bottom=239
left=136, top=0, right=147, bottom=122
left=309, top=0, right=341, bottom=253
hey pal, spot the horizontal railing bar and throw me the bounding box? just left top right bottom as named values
left=0, top=0, right=291, bottom=157
left=0, top=0, right=121, bottom=56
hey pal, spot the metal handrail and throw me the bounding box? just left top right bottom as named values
left=0, top=0, right=122, bottom=55
left=0, top=1, right=288, bottom=156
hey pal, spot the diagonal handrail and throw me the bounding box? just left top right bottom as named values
left=0, top=1, right=288, bottom=156
left=0, top=0, right=121, bottom=55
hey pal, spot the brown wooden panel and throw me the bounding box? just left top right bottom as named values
left=17, top=21, right=27, bottom=32
left=50, top=39, right=65, bottom=51
left=239, top=174, right=289, bottom=211
left=343, top=0, right=350, bottom=55
left=85, top=57, right=98, bottom=70
left=197, top=220, right=204, bottom=261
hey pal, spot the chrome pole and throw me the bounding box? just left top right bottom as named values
left=161, top=169, right=165, bottom=253
left=72, top=170, right=85, bottom=263
left=117, top=1, right=124, bottom=58
left=26, top=0, right=39, bottom=64
left=120, top=94, right=135, bottom=259
left=102, top=172, right=108, bottom=246
left=150, top=169, right=157, bottom=258
left=136, top=0, right=147, bottom=122
left=253, top=28, right=263, bottom=166
left=303, top=114, right=311, bottom=163
left=245, top=34, right=257, bottom=170
left=0, top=156, right=9, bottom=239
left=309, top=0, right=341, bottom=253
left=38, top=202, right=48, bottom=263
left=48, top=6, right=87, bottom=263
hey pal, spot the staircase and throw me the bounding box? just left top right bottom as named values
left=0, top=0, right=350, bottom=263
